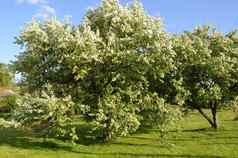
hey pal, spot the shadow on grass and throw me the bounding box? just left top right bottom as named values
left=133, top=125, right=158, bottom=134
left=129, top=127, right=238, bottom=144
left=182, top=128, right=208, bottom=132
left=167, top=135, right=238, bottom=142
left=111, top=142, right=167, bottom=148
left=0, top=128, right=72, bottom=151
left=202, top=142, right=238, bottom=146
left=72, top=151, right=228, bottom=158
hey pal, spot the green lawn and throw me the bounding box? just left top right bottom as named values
left=0, top=110, right=238, bottom=158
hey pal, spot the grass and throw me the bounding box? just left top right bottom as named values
left=0, top=110, right=238, bottom=158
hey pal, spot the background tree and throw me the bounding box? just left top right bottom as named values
left=0, top=63, right=16, bottom=112
left=0, top=63, right=12, bottom=88
left=172, top=26, right=238, bottom=129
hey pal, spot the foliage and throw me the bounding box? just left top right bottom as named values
left=0, top=118, right=19, bottom=128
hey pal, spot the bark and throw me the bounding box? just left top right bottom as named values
left=211, top=105, right=218, bottom=129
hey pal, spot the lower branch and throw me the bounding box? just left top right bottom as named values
left=196, top=107, right=215, bottom=128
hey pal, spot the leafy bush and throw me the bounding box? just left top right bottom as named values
left=0, top=95, right=17, bottom=112
left=12, top=92, right=80, bottom=143
left=0, top=118, right=19, bottom=128
left=139, top=93, right=182, bottom=131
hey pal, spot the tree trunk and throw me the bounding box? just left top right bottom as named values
left=196, top=106, right=219, bottom=129
left=211, top=105, right=218, bottom=129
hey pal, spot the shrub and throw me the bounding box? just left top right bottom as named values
left=12, top=92, right=80, bottom=143
left=0, top=95, right=17, bottom=113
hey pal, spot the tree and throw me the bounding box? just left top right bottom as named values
left=0, top=63, right=12, bottom=87
left=172, top=26, right=238, bottom=129
left=13, top=0, right=180, bottom=141
left=0, top=63, right=16, bottom=112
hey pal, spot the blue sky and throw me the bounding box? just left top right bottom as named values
left=0, top=0, right=238, bottom=64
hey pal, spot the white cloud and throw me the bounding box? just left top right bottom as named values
left=17, top=0, right=47, bottom=5
left=17, top=0, right=56, bottom=19
left=42, top=5, right=55, bottom=15
left=33, top=5, right=56, bottom=19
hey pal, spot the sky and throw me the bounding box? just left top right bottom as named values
left=0, top=0, right=238, bottom=64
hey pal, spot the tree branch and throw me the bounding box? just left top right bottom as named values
left=196, top=107, right=214, bottom=127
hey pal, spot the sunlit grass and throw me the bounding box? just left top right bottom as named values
left=0, top=110, right=237, bottom=158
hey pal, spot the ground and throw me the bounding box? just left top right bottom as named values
left=0, top=110, right=238, bottom=158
